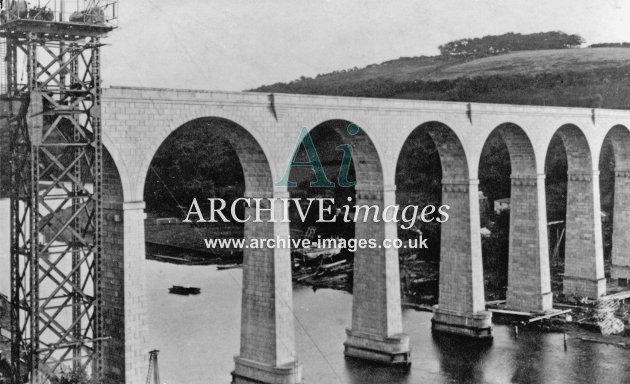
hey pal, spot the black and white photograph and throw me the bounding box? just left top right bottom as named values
left=1, top=1, right=630, bottom=383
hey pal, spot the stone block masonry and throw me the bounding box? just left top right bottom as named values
left=101, top=150, right=149, bottom=384
left=611, top=171, right=630, bottom=283
left=506, top=174, right=552, bottom=312
left=2, top=85, right=619, bottom=382
left=344, top=186, right=410, bottom=365
left=232, top=192, right=302, bottom=384
left=563, top=171, right=606, bottom=299
left=432, top=179, right=492, bottom=338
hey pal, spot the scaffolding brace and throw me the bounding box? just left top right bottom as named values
left=0, top=1, right=116, bottom=383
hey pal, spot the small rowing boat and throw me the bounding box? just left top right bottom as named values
left=217, top=264, right=241, bottom=270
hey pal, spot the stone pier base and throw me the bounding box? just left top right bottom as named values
left=344, top=329, right=410, bottom=365
left=232, top=357, right=302, bottom=384
left=563, top=276, right=606, bottom=299
left=506, top=290, right=553, bottom=313
left=431, top=308, right=493, bottom=339
left=612, top=265, right=630, bottom=286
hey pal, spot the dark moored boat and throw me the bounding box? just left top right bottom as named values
left=217, top=263, right=241, bottom=270
left=168, top=285, right=201, bottom=295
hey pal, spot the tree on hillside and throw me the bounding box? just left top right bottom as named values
left=590, top=42, right=630, bottom=48
left=439, top=31, right=584, bottom=57
left=144, top=120, right=245, bottom=217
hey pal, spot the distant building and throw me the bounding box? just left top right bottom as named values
left=155, top=217, right=180, bottom=225
left=494, top=198, right=511, bottom=214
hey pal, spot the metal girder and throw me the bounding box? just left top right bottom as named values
left=4, top=25, right=107, bottom=384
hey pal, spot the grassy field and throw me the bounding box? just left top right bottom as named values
left=256, top=48, right=630, bottom=87
left=253, top=48, right=630, bottom=109
left=436, top=48, right=630, bottom=79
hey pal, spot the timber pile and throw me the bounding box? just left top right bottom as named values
left=292, top=257, right=353, bottom=291
left=595, top=293, right=630, bottom=336
left=291, top=252, right=439, bottom=298
left=546, top=291, right=630, bottom=336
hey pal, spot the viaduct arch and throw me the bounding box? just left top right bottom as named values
left=481, top=123, right=552, bottom=312
left=2, top=86, right=630, bottom=383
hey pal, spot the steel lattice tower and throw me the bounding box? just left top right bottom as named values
left=0, top=2, right=116, bottom=383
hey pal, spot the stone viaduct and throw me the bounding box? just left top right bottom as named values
left=2, top=86, right=630, bottom=383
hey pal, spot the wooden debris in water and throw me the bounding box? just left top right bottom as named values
left=528, top=310, right=572, bottom=324
left=580, top=336, right=630, bottom=349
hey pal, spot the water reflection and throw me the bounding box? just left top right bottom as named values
left=146, top=261, right=630, bottom=384
left=344, top=359, right=410, bottom=384
left=510, top=328, right=546, bottom=384
left=434, top=332, right=492, bottom=384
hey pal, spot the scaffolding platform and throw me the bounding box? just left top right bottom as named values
left=0, top=18, right=113, bottom=38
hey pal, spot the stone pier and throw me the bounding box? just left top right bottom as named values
left=232, top=191, right=302, bottom=384
left=506, top=174, right=552, bottom=312
left=344, top=185, right=410, bottom=364
left=563, top=171, right=606, bottom=298
left=611, top=170, right=630, bottom=284
left=432, top=179, right=492, bottom=338
left=122, top=202, right=150, bottom=384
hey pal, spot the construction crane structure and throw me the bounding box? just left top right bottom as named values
left=0, top=1, right=117, bottom=383
left=145, top=350, right=160, bottom=384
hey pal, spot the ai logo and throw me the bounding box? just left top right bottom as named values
left=275, top=123, right=359, bottom=187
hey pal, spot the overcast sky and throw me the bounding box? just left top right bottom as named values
left=102, top=0, right=630, bottom=91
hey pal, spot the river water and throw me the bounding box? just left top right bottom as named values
left=149, top=260, right=630, bottom=384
